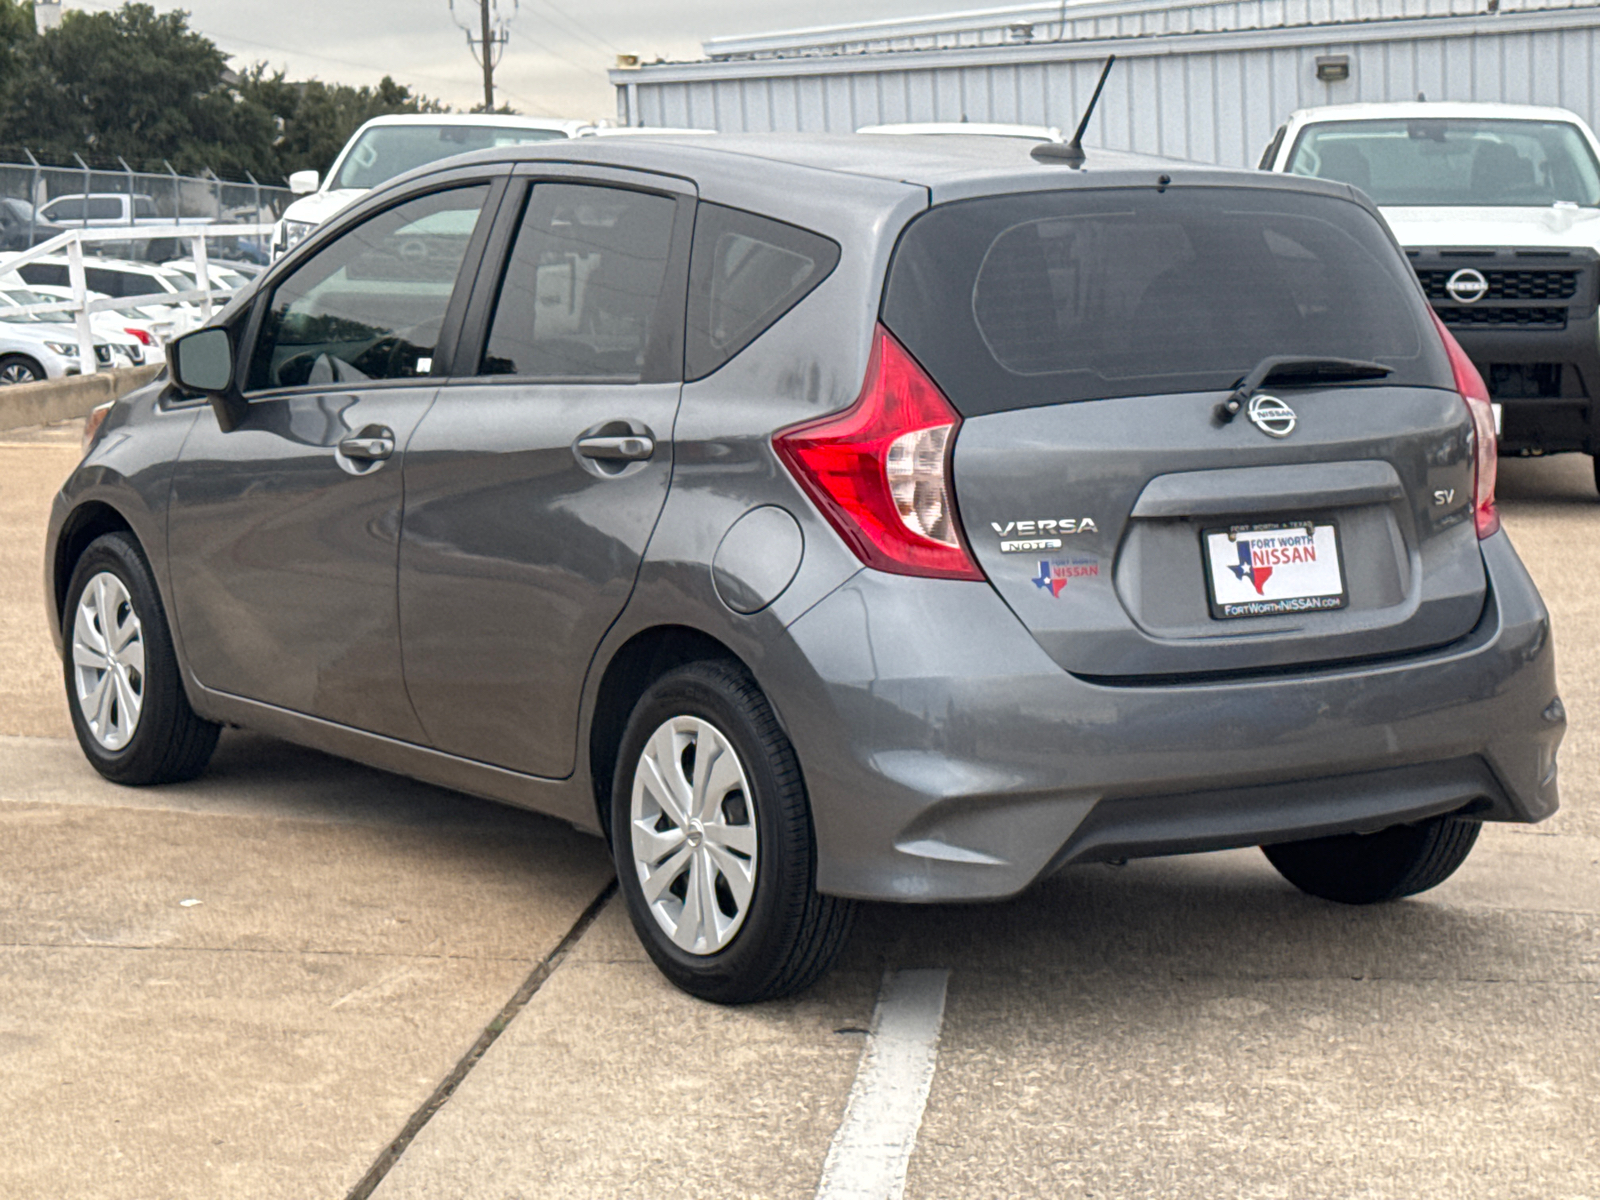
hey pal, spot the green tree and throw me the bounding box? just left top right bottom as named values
left=0, top=1, right=444, bottom=183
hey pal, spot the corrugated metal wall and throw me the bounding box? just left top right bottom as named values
left=704, top=0, right=1585, bottom=60
left=623, top=10, right=1600, bottom=169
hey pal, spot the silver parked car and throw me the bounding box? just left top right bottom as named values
left=46, top=135, right=1565, bottom=1003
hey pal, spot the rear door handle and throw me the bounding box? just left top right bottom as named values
left=576, top=434, right=655, bottom=462
left=338, top=427, right=395, bottom=462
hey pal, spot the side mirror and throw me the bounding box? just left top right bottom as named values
left=168, top=327, right=247, bottom=432
left=288, top=170, right=321, bottom=196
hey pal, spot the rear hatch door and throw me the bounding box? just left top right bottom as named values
left=883, top=181, right=1485, bottom=678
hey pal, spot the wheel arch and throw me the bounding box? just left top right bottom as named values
left=53, top=501, right=137, bottom=632
left=588, top=624, right=751, bottom=842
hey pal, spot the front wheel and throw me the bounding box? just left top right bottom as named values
left=0, top=354, right=44, bottom=386
left=63, top=532, right=220, bottom=785
left=611, top=660, right=855, bottom=1004
left=1263, top=814, right=1481, bottom=905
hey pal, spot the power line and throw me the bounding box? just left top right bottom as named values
left=521, top=0, right=622, bottom=57
left=449, top=0, right=518, bottom=112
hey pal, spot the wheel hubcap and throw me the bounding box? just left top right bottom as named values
left=1, top=364, right=36, bottom=385
left=71, top=572, right=145, bottom=751
left=630, top=715, right=758, bottom=956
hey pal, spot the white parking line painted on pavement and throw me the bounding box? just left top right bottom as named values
left=815, top=968, right=951, bottom=1200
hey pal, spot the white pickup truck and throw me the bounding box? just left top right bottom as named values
left=1262, top=102, right=1600, bottom=495
left=36, top=193, right=211, bottom=228
left=273, top=113, right=589, bottom=258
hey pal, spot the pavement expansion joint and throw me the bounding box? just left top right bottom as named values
left=342, top=879, right=618, bottom=1200
left=0, top=941, right=548, bottom=962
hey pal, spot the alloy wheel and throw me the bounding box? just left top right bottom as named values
left=71, top=571, right=145, bottom=751
left=629, top=715, right=759, bottom=955
left=0, top=362, right=40, bottom=385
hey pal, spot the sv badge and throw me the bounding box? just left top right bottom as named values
left=1433, top=488, right=1456, bottom=507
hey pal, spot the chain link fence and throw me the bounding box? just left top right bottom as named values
left=0, top=151, right=294, bottom=266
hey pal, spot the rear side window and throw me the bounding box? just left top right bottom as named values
left=481, top=182, right=678, bottom=382
left=85, top=197, right=122, bottom=220
left=685, top=203, right=839, bottom=381
left=882, top=186, right=1452, bottom=414
left=86, top=269, right=135, bottom=297
left=17, top=263, right=68, bottom=288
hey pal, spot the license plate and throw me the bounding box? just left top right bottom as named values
left=1202, top=521, right=1348, bottom=619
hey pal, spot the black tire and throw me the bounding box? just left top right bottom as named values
left=63, top=531, right=219, bottom=785
left=0, top=354, right=45, bottom=386
left=610, top=659, right=855, bottom=1004
left=1590, top=451, right=1599, bottom=498
left=1263, top=815, right=1481, bottom=905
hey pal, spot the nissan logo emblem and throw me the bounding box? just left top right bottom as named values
left=1247, top=394, right=1297, bottom=438
left=1446, top=267, right=1490, bottom=304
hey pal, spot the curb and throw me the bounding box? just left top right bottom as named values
left=0, top=366, right=164, bottom=432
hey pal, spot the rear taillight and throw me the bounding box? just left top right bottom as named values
left=774, top=325, right=984, bottom=580
left=123, top=327, right=153, bottom=346
left=1430, top=310, right=1500, bottom=539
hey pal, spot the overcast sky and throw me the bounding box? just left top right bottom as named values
left=62, top=0, right=953, bottom=120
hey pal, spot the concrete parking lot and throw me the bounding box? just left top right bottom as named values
left=2, top=420, right=1596, bottom=1199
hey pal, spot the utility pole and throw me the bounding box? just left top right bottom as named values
left=449, top=0, right=518, bottom=112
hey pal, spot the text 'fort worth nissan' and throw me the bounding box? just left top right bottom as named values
left=1264, top=102, right=1600, bottom=494
left=48, top=134, right=1564, bottom=1002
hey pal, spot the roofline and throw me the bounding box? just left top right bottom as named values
left=350, top=113, right=590, bottom=132
left=697, top=0, right=1581, bottom=59
left=612, top=6, right=1600, bottom=85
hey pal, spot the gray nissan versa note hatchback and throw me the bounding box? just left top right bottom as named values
left=46, top=134, right=1565, bottom=1003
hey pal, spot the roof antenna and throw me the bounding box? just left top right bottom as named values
left=1033, top=55, right=1116, bottom=168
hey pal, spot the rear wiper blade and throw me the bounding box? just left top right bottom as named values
left=1215, top=356, right=1393, bottom=424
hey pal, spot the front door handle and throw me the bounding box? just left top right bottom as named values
left=576, top=434, right=655, bottom=462
left=338, top=426, right=395, bottom=462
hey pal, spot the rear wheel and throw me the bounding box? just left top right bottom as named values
left=611, top=659, right=855, bottom=1004
left=1263, top=815, right=1481, bottom=905
left=63, top=532, right=219, bottom=785
left=0, top=354, right=44, bottom=386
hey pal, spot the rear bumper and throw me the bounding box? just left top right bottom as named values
left=777, top=530, right=1562, bottom=902
left=1452, top=315, right=1600, bottom=454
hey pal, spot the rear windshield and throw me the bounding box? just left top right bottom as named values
left=881, top=185, right=1453, bottom=415
left=1286, top=118, right=1600, bottom=208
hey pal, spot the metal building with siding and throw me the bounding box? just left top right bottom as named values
left=612, top=0, right=1600, bottom=169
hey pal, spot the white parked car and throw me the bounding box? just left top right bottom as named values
left=0, top=302, right=117, bottom=385
left=6, top=281, right=169, bottom=349
left=1, top=253, right=204, bottom=338
left=273, top=113, right=590, bottom=257
left=1261, top=101, right=1600, bottom=491
left=0, top=284, right=148, bottom=366
left=856, top=121, right=1064, bottom=141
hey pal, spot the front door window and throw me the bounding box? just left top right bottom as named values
left=248, top=186, right=490, bottom=390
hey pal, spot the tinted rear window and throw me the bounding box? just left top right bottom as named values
left=882, top=185, right=1452, bottom=414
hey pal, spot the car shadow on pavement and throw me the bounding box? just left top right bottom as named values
left=1497, top=452, right=1596, bottom=506
left=138, top=727, right=582, bottom=837
left=838, top=848, right=1577, bottom=989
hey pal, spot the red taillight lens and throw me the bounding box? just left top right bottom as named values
left=774, top=325, right=984, bottom=581
left=1429, top=310, right=1500, bottom=539
left=123, top=327, right=154, bottom=346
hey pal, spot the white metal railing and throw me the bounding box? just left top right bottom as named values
left=0, top=224, right=274, bottom=376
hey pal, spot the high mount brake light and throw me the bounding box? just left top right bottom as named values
left=774, top=325, right=984, bottom=581
left=1429, top=310, right=1500, bottom=539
